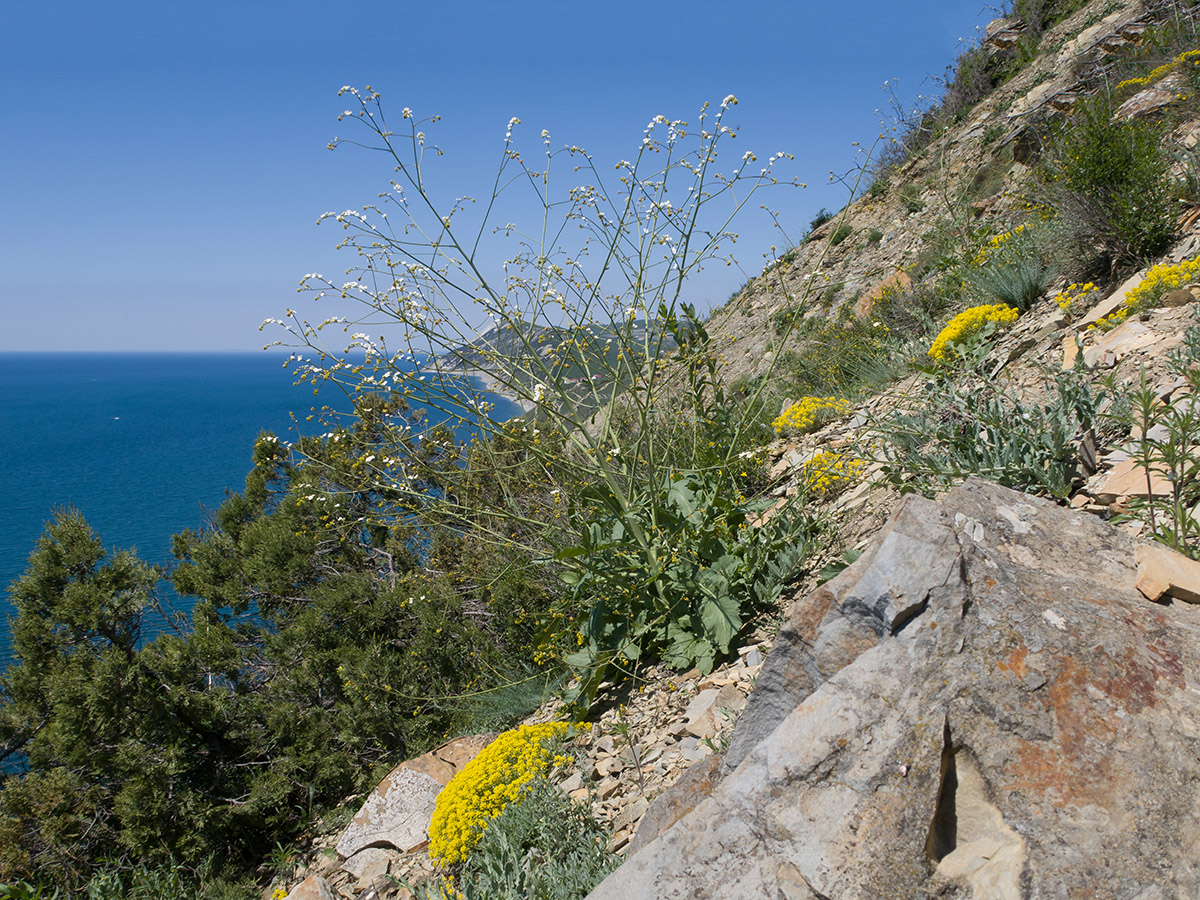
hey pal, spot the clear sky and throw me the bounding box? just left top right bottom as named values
left=1, top=1, right=999, bottom=352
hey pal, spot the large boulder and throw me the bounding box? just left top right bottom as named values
left=589, top=478, right=1200, bottom=898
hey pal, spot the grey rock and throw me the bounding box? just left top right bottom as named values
left=587, top=478, right=1200, bottom=899
left=341, top=847, right=393, bottom=890
left=335, top=765, right=441, bottom=858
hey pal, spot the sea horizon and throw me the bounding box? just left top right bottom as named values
left=0, top=350, right=515, bottom=667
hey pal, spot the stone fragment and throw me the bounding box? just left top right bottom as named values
left=558, top=771, right=583, bottom=793
left=683, top=683, right=745, bottom=739
left=596, top=756, right=625, bottom=777
left=1163, top=289, right=1195, bottom=308
left=628, top=753, right=724, bottom=856
left=1079, top=269, right=1146, bottom=327
left=335, top=766, right=440, bottom=858
left=611, top=796, right=650, bottom=834
left=341, top=847, right=393, bottom=891
left=1062, top=333, right=1083, bottom=370
left=595, top=777, right=620, bottom=799
left=1090, top=458, right=1173, bottom=504
left=1115, top=72, right=1190, bottom=120
left=284, top=875, right=335, bottom=900
left=335, top=735, right=491, bottom=858
left=1136, top=542, right=1200, bottom=603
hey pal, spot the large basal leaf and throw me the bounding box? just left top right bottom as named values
left=696, top=582, right=740, bottom=652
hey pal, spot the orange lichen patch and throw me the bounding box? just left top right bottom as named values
left=1009, top=657, right=1121, bottom=808
left=792, top=586, right=840, bottom=643
left=1006, top=638, right=1183, bottom=809
left=999, top=643, right=1029, bottom=680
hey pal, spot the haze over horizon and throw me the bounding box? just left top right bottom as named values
left=2, top=1, right=999, bottom=352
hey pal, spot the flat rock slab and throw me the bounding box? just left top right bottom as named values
left=336, top=733, right=492, bottom=858
left=588, top=478, right=1200, bottom=899
left=1136, top=541, right=1200, bottom=603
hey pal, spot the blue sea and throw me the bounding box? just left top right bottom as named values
left=0, top=352, right=517, bottom=668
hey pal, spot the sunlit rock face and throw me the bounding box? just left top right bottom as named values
left=590, top=478, right=1200, bottom=899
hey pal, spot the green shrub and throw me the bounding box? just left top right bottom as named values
left=866, top=228, right=883, bottom=244
left=875, top=367, right=1100, bottom=501
left=867, top=176, right=890, bottom=199
left=820, top=282, right=845, bottom=307
left=981, top=122, right=1006, bottom=147
left=808, top=207, right=834, bottom=230
left=1103, top=317, right=1200, bottom=557
left=1039, top=95, right=1175, bottom=270
left=829, top=223, right=853, bottom=246
left=779, top=315, right=901, bottom=397
left=899, top=185, right=926, bottom=213
left=557, top=470, right=818, bottom=710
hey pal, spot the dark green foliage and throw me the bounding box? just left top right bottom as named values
left=865, top=228, right=883, bottom=244
left=808, top=208, right=834, bottom=231
left=778, top=315, right=897, bottom=397
left=1102, top=319, right=1200, bottom=557
left=0, top=417, right=556, bottom=891
left=899, top=185, right=925, bottom=214
left=1040, top=96, right=1176, bottom=272
left=557, top=471, right=818, bottom=711
left=829, top=224, right=853, bottom=246
left=964, top=225, right=1053, bottom=311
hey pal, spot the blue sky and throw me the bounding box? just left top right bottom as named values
left=2, top=1, right=998, bottom=352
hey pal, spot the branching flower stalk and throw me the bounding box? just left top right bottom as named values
left=265, top=88, right=835, bottom=707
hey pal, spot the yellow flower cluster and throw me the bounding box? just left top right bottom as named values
left=1094, top=256, right=1200, bottom=330
left=428, top=722, right=568, bottom=866
left=1053, top=281, right=1098, bottom=319
left=801, top=451, right=863, bottom=495
left=772, top=396, right=849, bottom=434
left=972, top=224, right=1027, bottom=266
left=1115, top=48, right=1200, bottom=96
left=927, top=304, right=1019, bottom=361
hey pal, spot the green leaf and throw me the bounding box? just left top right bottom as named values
left=817, top=548, right=863, bottom=586
left=696, top=589, right=740, bottom=652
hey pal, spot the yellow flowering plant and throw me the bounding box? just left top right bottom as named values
left=927, top=303, right=1018, bottom=362
left=428, top=722, right=568, bottom=867
left=1114, top=47, right=1200, bottom=98
left=1053, top=281, right=1098, bottom=320
left=1089, top=256, right=1200, bottom=331
left=800, top=451, right=863, bottom=496
left=772, top=396, right=849, bottom=434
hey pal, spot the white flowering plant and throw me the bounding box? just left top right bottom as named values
left=265, top=87, right=817, bottom=706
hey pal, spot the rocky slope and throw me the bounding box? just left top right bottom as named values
left=271, top=2, right=1200, bottom=897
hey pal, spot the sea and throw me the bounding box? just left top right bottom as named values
left=0, top=352, right=518, bottom=669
